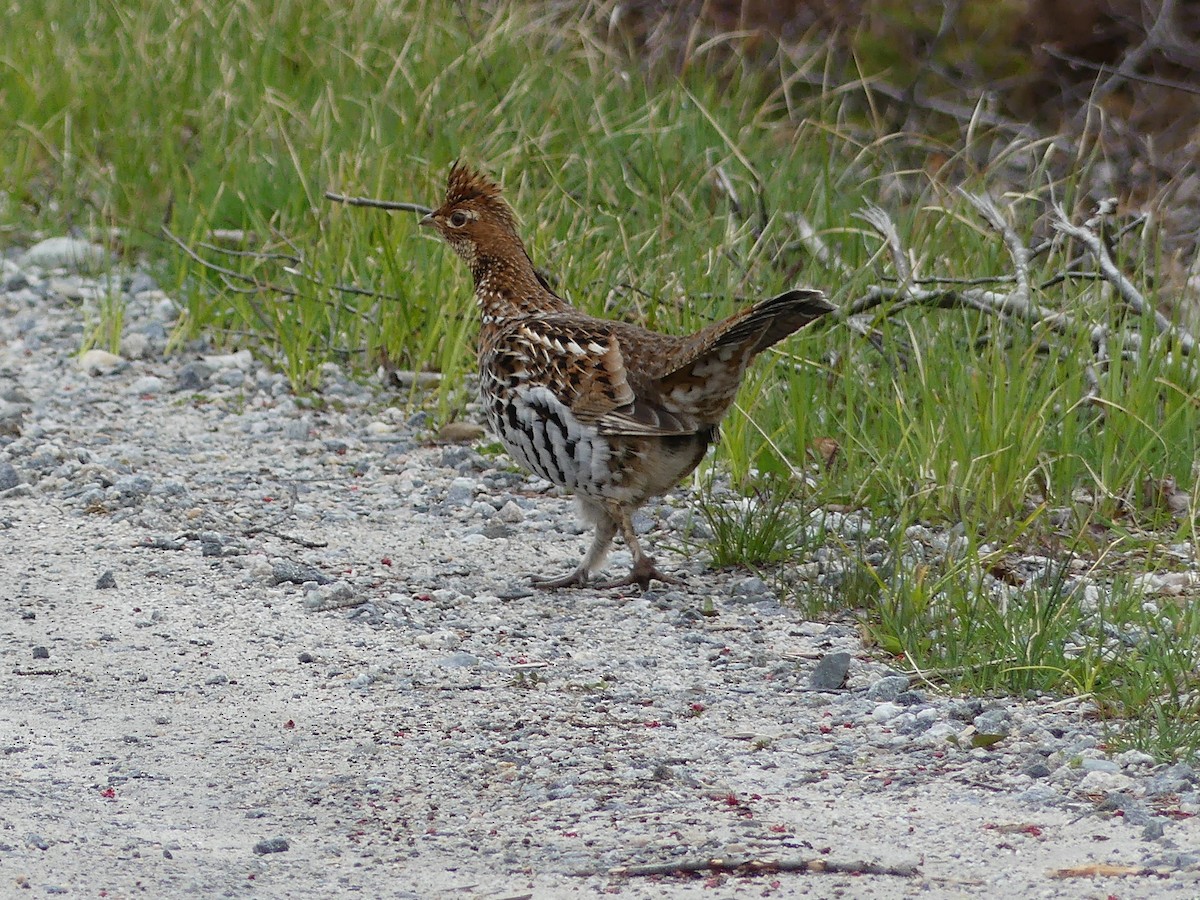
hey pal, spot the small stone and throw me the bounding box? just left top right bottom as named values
left=302, top=581, right=360, bottom=610
left=0, top=462, right=19, bottom=491
left=78, top=349, right=124, bottom=375
left=808, top=652, right=851, bottom=690
left=416, top=629, right=461, bottom=651
left=445, top=476, right=477, bottom=506
left=113, top=474, right=154, bottom=503
left=972, top=709, right=1011, bottom=738
left=438, top=421, right=486, bottom=443
left=730, top=576, right=770, bottom=597
left=1115, top=749, right=1157, bottom=769
left=215, top=367, right=245, bottom=388
left=1078, top=770, right=1135, bottom=793
left=128, top=375, right=165, bottom=395
left=25, top=832, right=49, bottom=850
left=21, top=237, right=107, bottom=271
left=440, top=651, right=480, bottom=669
left=121, top=332, right=152, bottom=359
left=1142, top=820, right=1167, bottom=841
left=1080, top=757, right=1121, bottom=774
left=866, top=675, right=910, bottom=702
left=252, top=837, right=289, bottom=855
left=32, top=646, right=49, bottom=660
left=272, top=560, right=332, bottom=586
left=174, top=362, right=213, bottom=391
left=389, top=370, right=442, bottom=390
left=1022, top=761, right=1052, bottom=779
left=96, top=571, right=117, bottom=590
left=128, top=272, right=157, bottom=294
left=871, top=702, right=905, bottom=723
left=205, top=673, right=229, bottom=686
left=298, top=651, right=315, bottom=663
left=496, top=500, right=525, bottom=523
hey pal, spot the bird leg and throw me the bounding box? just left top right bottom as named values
left=593, top=506, right=685, bottom=592
left=530, top=500, right=617, bottom=590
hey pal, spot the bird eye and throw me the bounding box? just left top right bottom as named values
left=449, top=210, right=469, bottom=227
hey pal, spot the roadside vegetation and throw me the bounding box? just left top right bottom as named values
left=3, top=0, right=1197, bottom=760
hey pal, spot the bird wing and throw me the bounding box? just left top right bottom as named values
left=492, top=316, right=699, bottom=437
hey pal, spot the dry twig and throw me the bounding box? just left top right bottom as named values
left=575, top=856, right=920, bottom=879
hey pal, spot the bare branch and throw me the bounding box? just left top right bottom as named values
left=961, top=192, right=1031, bottom=305
left=574, top=856, right=920, bottom=879
left=781, top=212, right=852, bottom=276
left=857, top=205, right=912, bottom=284
left=324, top=190, right=432, bottom=215
left=1052, top=205, right=1196, bottom=354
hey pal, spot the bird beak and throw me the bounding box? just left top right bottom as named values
left=419, top=213, right=435, bottom=228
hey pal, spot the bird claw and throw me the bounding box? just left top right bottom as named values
left=530, top=568, right=590, bottom=590
left=594, top=559, right=685, bottom=593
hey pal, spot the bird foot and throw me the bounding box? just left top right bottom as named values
left=530, top=567, right=590, bottom=590
left=594, top=558, right=685, bottom=593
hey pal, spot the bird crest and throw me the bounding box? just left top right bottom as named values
left=445, top=161, right=505, bottom=208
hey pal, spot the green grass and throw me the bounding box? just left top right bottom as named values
left=3, top=0, right=1199, bottom=760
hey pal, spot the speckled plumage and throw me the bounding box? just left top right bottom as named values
left=421, top=163, right=834, bottom=589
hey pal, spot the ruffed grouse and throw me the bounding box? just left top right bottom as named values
left=421, top=163, right=833, bottom=590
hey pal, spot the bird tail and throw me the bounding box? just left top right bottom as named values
left=707, top=289, right=835, bottom=357
left=651, top=289, right=834, bottom=424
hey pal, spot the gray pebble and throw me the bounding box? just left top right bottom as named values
left=20, top=237, right=107, bottom=272
left=866, top=675, right=910, bottom=702
left=25, top=832, right=49, bottom=850
left=0, top=462, right=19, bottom=491
left=32, top=646, right=50, bottom=660
left=445, top=476, right=477, bottom=506
left=272, top=560, right=332, bottom=586
left=128, top=272, right=157, bottom=294
left=128, top=375, right=165, bottom=395
left=215, top=367, right=245, bottom=387
left=730, top=576, right=770, bottom=598
left=808, top=652, right=851, bottom=690
left=440, top=651, right=481, bottom=669
left=252, top=837, right=289, bottom=855
left=96, top=570, right=117, bottom=589
left=112, top=474, right=154, bottom=503
left=174, top=361, right=212, bottom=391
left=973, top=709, right=1010, bottom=736
left=298, top=651, right=315, bottom=663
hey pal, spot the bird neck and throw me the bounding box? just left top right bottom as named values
left=469, top=235, right=566, bottom=324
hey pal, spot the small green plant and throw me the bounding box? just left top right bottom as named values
left=697, top=478, right=810, bottom=569
left=80, top=286, right=126, bottom=355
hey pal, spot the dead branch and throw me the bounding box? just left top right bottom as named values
left=576, top=856, right=920, bottom=879
left=857, top=204, right=912, bottom=285
left=1052, top=205, right=1196, bottom=355
left=961, top=192, right=1030, bottom=305
left=323, top=191, right=432, bottom=215
left=781, top=211, right=853, bottom=277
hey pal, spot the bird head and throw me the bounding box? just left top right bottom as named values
left=420, top=162, right=519, bottom=265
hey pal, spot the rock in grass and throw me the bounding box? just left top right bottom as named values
left=78, top=349, right=124, bottom=375
left=20, top=237, right=108, bottom=272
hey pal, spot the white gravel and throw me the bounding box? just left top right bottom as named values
left=2, top=240, right=1199, bottom=898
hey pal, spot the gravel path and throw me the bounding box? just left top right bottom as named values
left=2, top=238, right=1199, bottom=898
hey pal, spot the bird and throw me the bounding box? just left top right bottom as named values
left=420, top=162, right=834, bottom=591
